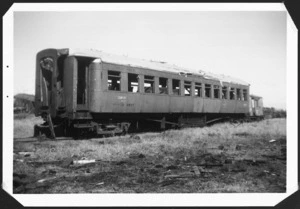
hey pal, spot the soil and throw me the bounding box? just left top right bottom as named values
left=13, top=138, right=286, bottom=193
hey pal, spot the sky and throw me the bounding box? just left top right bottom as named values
left=14, top=11, right=287, bottom=109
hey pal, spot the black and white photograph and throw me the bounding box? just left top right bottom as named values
left=2, top=2, right=298, bottom=207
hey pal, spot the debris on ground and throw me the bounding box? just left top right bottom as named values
left=129, top=153, right=145, bottom=159
left=235, top=144, right=242, bottom=150
left=61, top=158, right=73, bottom=167
left=13, top=120, right=287, bottom=194
left=166, top=165, right=178, bottom=170
left=17, top=152, right=34, bottom=157
left=37, top=177, right=57, bottom=183
left=73, top=159, right=96, bottom=165
left=193, top=166, right=200, bottom=176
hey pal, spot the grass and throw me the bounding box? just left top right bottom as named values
left=13, top=115, right=286, bottom=193
left=14, top=114, right=43, bottom=138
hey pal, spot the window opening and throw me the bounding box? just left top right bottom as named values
left=159, top=77, right=168, bottom=94
left=108, top=70, right=121, bottom=91
left=229, top=87, right=235, bottom=100
left=237, top=88, right=242, bottom=100
left=172, top=79, right=180, bottom=95
left=205, top=84, right=211, bottom=98
left=213, top=85, right=220, bottom=99
left=128, top=73, right=139, bottom=93
left=184, top=81, right=191, bottom=96
left=195, top=82, right=202, bottom=97
left=243, top=89, right=248, bottom=101
left=144, top=75, right=154, bottom=93
left=222, top=86, right=228, bottom=99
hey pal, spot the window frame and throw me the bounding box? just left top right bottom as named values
left=204, top=84, right=212, bottom=98
left=222, top=86, right=228, bottom=99
left=184, top=81, right=192, bottom=96
left=194, top=82, right=202, bottom=97
left=144, top=75, right=155, bottom=94
left=128, top=73, right=139, bottom=93
left=159, top=77, right=168, bottom=95
left=242, top=89, right=248, bottom=101
left=213, top=85, right=220, bottom=99
left=236, top=88, right=242, bottom=100
left=229, top=87, right=236, bottom=100
left=172, top=79, right=181, bottom=96
left=107, top=70, right=121, bottom=91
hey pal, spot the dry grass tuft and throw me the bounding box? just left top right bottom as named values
left=14, top=114, right=43, bottom=138
left=13, top=118, right=286, bottom=193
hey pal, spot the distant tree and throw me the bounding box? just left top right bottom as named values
left=14, top=93, right=35, bottom=113
left=263, top=107, right=286, bottom=118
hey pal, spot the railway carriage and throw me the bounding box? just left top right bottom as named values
left=34, top=48, right=263, bottom=138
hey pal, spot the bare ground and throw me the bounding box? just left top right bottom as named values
left=13, top=117, right=286, bottom=193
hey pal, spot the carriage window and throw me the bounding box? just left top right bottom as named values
left=128, top=73, right=139, bottom=93
left=108, top=71, right=121, bottom=91
left=184, top=81, right=191, bottom=96
left=237, top=88, right=242, bottom=100
left=144, top=75, right=154, bottom=93
left=195, top=82, right=202, bottom=97
left=159, top=77, right=168, bottom=94
left=213, top=85, right=220, bottom=99
left=205, top=84, right=211, bottom=98
left=229, top=87, right=235, bottom=100
left=172, top=79, right=180, bottom=95
left=243, top=89, right=248, bottom=101
left=222, top=86, right=228, bottom=99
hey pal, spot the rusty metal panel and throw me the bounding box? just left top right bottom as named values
left=170, top=96, right=185, bottom=112
left=101, top=69, right=108, bottom=90
left=35, top=49, right=60, bottom=117
left=88, top=61, right=102, bottom=112
left=139, top=74, right=144, bottom=94
left=154, top=77, right=159, bottom=94
left=153, top=95, right=170, bottom=113
left=63, top=56, right=77, bottom=114
left=34, top=52, right=41, bottom=116
left=121, top=71, right=128, bottom=92
left=203, top=98, right=222, bottom=113
left=182, top=97, right=194, bottom=112
left=180, top=80, right=185, bottom=96
left=140, top=94, right=156, bottom=112
left=235, top=100, right=249, bottom=113
left=68, top=48, right=249, bottom=86
left=99, top=91, right=142, bottom=113
left=193, top=97, right=204, bottom=112
left=220, top=100, right=236, bottom=113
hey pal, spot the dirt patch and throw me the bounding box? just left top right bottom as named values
left=13, top=119, right=287, bottom=193
left=13, top=143, right=286, bottom=193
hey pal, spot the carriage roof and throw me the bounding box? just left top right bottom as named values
left=67, top=48, right=250, bottom=86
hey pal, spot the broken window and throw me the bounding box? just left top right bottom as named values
left=159, top=77, right=168, bottom=94
left=184, top=81, right=191, bottom=96
left=229, top=87, right=235, bottom=100
left=237, top=88, right=242, bottom=100
left=213, top=85, right=220, bottom=99
left=108, top=70, right=121, bottom=91
left=172, top=79, right=180, bottom=95
left=205, top=84, right=211, bottom=98
left=128, top=73, right=139, bottom=93
left=144, top=75, right=154, bottom=93
left=222, top=86, right=228, bottom=99
left=195, top=82, right=202, bottom=97
left=243, top=89, right=248, bottom=101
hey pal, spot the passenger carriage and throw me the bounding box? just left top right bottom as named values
left=34, top=48, right=262, bottom=138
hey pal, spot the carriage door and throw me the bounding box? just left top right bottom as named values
left=76, top=57, right=91, bottom=110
